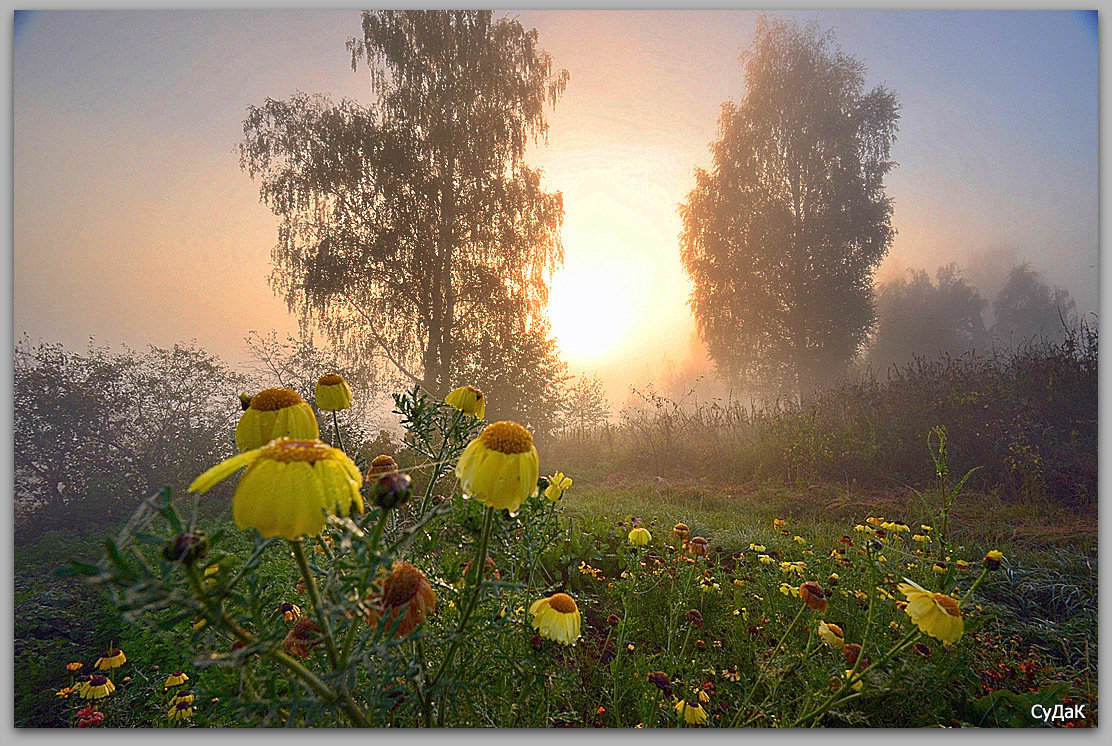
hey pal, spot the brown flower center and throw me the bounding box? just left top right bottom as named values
left=250, top=387, right=303, bottom=411
left=260, top=439, right=332, bottom=463
left=90, top=675, right=107, bottom=686
left=480, top=421, right=533, bottom=454
left=933, top=593, right=962, bottom=617
left=318, top=373, right=345, bottom=386
left=548, top=593, right=577, bottom=614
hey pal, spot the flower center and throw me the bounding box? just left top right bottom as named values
left=480, top=421, right=533, bottom=454
left=250, top=387, right=303, bottom=411
left=90, top=675, right=107, bottom=686
left=933, top=593, right=962, bottom=617
left=259, top=439, right=332, bottom=463
left=548, top=593, right=577, bottom=614
left=318, top=373, right=345, bottom=386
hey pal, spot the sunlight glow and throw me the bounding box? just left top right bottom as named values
left=548, top=247, right=643, bottom=361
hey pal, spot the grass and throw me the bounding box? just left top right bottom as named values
left=20, top=470, right=1097, bottom=728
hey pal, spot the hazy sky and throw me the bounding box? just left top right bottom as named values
left=12, top=9, right=1099, bottom=405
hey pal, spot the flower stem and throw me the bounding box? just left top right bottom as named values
left=730, top=603, right=807, bottom=727
left=331, top=410, right=345, bottom=453
left=428, top=505, right=495, bottom=694
left=290, top=539, right=340, bottom=669
left=184, top=563, right=368, bottom=726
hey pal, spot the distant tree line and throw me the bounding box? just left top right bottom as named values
left=12, top=333, right=595, bottom=545
left=865, top=262, right=1081, bottom=374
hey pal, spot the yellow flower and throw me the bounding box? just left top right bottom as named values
left=163, top=672, right=189, bottom=689
left=529, top=593, right=581, bottom=645
left=897, top=579, right=964, bottom=644
left=189, top=438, right=363, bottom=541
left=921, top=524, right=934, bottom=532
left=758, top=554, right=774, bottom=565
left=844, top=670, right=863, bottom=692
left=314, top=373, right=353, bottom=411
left=95, top=649, right=126, bottom=670
left=445, top=385, right=485, bottom=420
left=167, top=700, right=195, bottom=722
left=628, top=527, right=652, bottom=546
left=545, top=471, right=572, bottom=502
left=55, top=686, right=73, bottom=698
left=793, top=535, right=806, bottom=544
left=79, top=675, right=115, bottom=700
left=722, top=666, right=740, bottom=682
left=169, top=690, right=195, bottom=706
left=455, top=421, right=539, bottom=513
left=278, top=602, right=301, bottom=622
left=235, top=388, right=319, bottom=452
left=748, top=543, right=766, bottom=552
left=912, top=534, right=930, bottom=543
left=818, top=621, right=845, bottom=648
left=674, top=698, right=708, bottom=725
left=773, top=518, right=786, bottom=527
left=65, top=662, right=83, bottom=672
left=984, top=549, right=1004, bottom=570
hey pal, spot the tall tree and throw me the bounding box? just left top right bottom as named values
left=992, top=264, right=1078, bottom=345
left=867, top=264, right=988, bottom=372
left=680, top=16, right=899, bottom=397
left=239, top=10, right=569, bottom=398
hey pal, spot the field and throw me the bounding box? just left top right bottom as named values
left=14, top=423, right=1097, bottom=728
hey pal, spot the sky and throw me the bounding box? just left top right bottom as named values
left=11, top=8, right=1100, bottom=407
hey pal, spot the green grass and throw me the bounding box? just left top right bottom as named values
left=15, top=475, right=1097, bottom=728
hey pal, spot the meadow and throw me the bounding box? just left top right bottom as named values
left=13, top=332, right=1097, bottom=728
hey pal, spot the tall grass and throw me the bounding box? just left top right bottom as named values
left=549, top=324, right=1097, bottom=508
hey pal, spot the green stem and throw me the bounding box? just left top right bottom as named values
left=730, top=603, right=807, bottom=727
left=418, top=410, right=462, bottom=521
left=184, top=564, right=368, bottom=726
left=428, top=505, right=496, bottom=711
left=790, top=627, right=921, bottom=727
left=290, top=539, right=340, bottom=669
left=331, top=410, right=345, bottom=453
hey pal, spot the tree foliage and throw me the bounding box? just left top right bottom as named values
left=866, top=264, right=988, bottom=372
left=992, top=264, right=1078, bottom=345
left=239, top=10, right=569, bottom=404
left=557, top=374, right=612, bottom=437
left=680, top=16, right=899, bottom=397
left=13, top=338, right=246, bottom=544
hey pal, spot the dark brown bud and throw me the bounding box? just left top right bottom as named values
left=685, top=609, right=704, bottom=628
left=647, top=671, right=673, bottom=697
left=162, top=532, right=207, bottom=565
left=606, top=614, right=620, bottom=628
left=373, top=472, right=412, bottom=511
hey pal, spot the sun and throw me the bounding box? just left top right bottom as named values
left=547, top=252, right=642, bottom=361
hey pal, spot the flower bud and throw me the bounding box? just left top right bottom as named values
left=162, top=532, right=207, bottom=565
left=686, top=609, right=704, bottom=628
left=606, top=614, right=620, bottom=627
left=647, top=671, right=673, bottom=697
left=372, top=473, right=412, bottom=511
